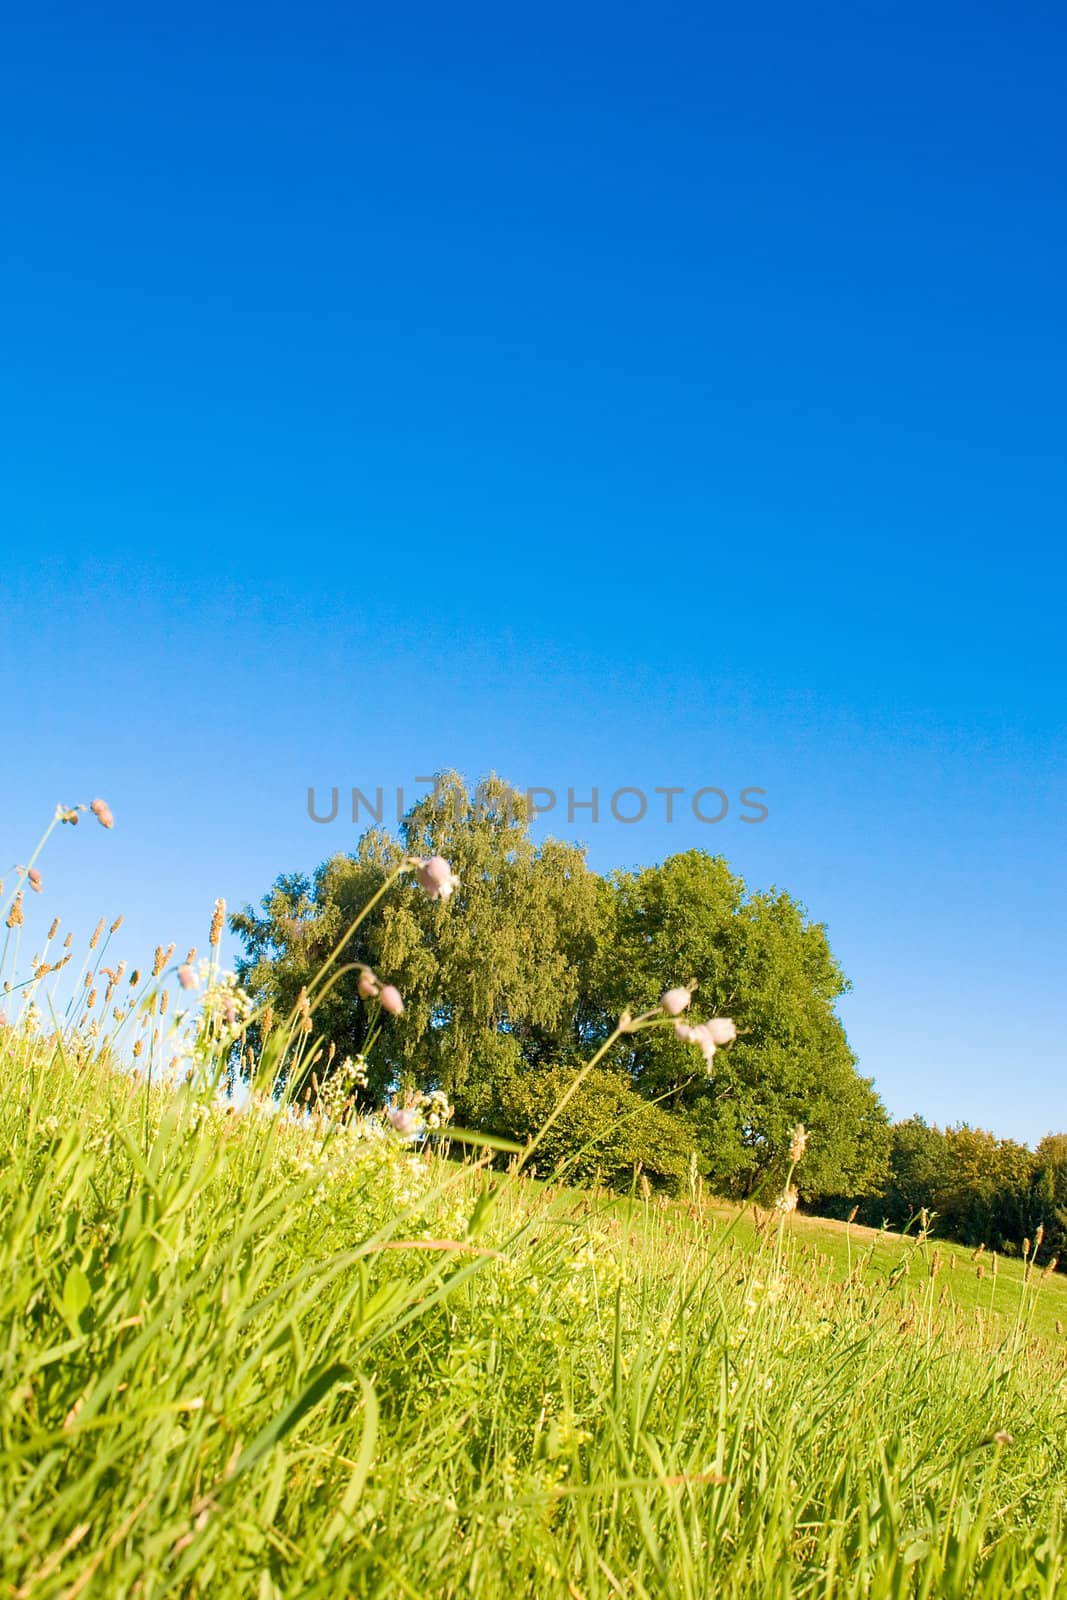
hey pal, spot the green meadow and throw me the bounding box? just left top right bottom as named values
left=3, top=1027, right=1066, bottom=1598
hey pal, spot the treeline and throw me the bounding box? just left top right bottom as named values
left=232, top=772, right=1063, bottom=1262
left=823, top=1120, right=1067, bottom=1265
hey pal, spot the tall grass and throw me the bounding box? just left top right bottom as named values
left=2, top=818, right=1066, bottom=1596
left=5, top=1027, right=1067, bottom=1595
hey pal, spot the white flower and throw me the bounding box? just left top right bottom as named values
left=660, top=986, right=692, bottom=1017
left=414, top=856, right=460, bottom=902
left=674, top=1017, right=736, bottom=1074
left=704, top=1018, right=737, bottom=1045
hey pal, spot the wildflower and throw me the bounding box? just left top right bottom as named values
left=379, top=984, right=404, bottom=1016
left=6, top=892, right=23, bottom=930
left=209, top=899, right=225, bottom=948
left=414, top=855, right=460, bottom=901
left=358, top=969, right=379, bottom=999
left=388, top=1105, right=421, bottom=1138
left=25, top=867, right=42, bottom=893
left=993, top=1430, right=1014, bottom=1447
left=674, top=1017, right=736, bottom=1072
left=340, top=1055, right=369, bottom=1087
left=59, top=807, right=79, bottom=825
left=774, top=1186, right=799, bottom=1216
left=177, top=964, right=196, bottom=990
left=660, top=986, right=693, bottom=1017
left=91, top=798, right=114, bottom=829
left=788, top=1124, right=808, bottom=1163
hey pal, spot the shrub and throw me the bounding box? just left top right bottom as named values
left=493, top=1065, right=698, bottom=1191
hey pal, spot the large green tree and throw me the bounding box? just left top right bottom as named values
left=590, top=851, right=889, bottom=1199
left=232, top=772, right=605, bottom=1115
left=234, top=784, right=888, bottom=1206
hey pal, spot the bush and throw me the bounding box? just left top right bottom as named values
left=493, top=1065, right=698, bottom=1192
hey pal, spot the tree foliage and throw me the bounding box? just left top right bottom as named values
left=233, top=773, right=888, bottom=1202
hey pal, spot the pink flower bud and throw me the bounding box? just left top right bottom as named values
left=177, top=964, right=196, bottom=990
left=660, top=986, right=691, bottom=1016
left=358, top=970, right=379, bottom=999
left=91, top=798, right=114, bottom=829
left=414, top=856, right=460, bottom=901
left=378, top=984, right=404, bottom=1016
left=27, top=867, right=42, bottom=893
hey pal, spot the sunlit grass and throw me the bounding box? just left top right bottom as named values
left=2, top=1026, right=1066, bottom=1598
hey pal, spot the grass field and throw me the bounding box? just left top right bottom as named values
left=3, top=1019, right=1066, bottom=1599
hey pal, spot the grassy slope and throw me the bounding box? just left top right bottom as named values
left=711, top=1199, right=1067, bottom=1346
left=3, top=1034, right=1067, bottom=1599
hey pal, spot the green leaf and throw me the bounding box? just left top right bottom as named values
left=231, top=1362, right=351, bottom=1479
left=62, top=1266, right=92, bottom=1325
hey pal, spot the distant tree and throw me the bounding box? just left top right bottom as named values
left=927, top=1126, right=1035, bottom=1248
left=1032, top=1133, right=1067, bottom=1261
left=859, top=1116, right=949, bottom=1230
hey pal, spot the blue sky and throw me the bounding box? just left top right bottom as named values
left=2, top=2, right=1064, bottom=1143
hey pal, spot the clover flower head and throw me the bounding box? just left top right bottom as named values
left=414, top=855, right=460, bottom=902
left=674, top=1016, right=736, bottom=1075
left=660, top=986, right=692, bottom=1017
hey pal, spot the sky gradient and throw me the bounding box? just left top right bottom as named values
left=2, top=2, right=1064, bottom=1143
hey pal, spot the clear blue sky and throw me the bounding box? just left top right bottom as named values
left=2, top=2, right=1064, bottom=1143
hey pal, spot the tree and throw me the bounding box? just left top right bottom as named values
left=232, top=772, right=605, bottom=1116
left=589, top=851, right=889, bottom=1200
left=858, top=1116, right=950, bottom=1230
left=491, top=1065, right=699, bottom=1192
left=1031, top=1133, right=1067, bottom=1261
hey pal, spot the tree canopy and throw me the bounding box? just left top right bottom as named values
left=232, top=771, right=891, bottom=1199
